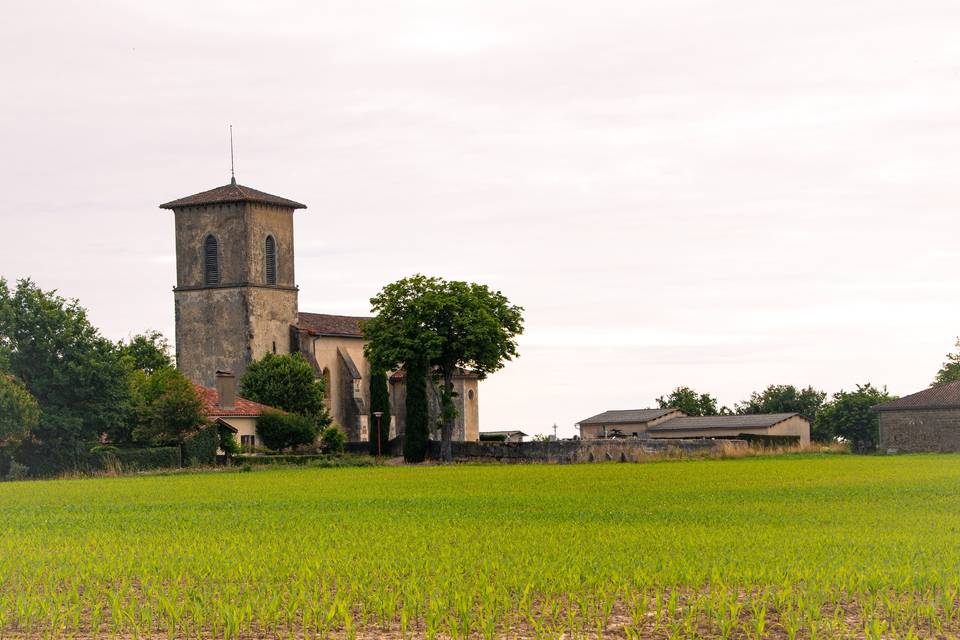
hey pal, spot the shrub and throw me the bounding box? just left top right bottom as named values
left=256, top=412, right=319, bottom=452
left=181, top=426, right=219, bottom=465
left=218, top=425, right=239, bottom=456
left=320, top=425, right=346, bottom=454
left=6, top=460, right=28, bottom=481
left=110, top=447, right=180, bottom=471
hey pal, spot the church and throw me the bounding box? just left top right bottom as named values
left=160, top=177, right=480, bottom=446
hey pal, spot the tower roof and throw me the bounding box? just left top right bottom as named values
left=159, top=180, right=307, bottom=210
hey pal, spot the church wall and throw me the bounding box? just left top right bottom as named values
left=244, top=203, right=296, bottom=286
left=390, top=375, right=480, bottom=442
left=174, top=288, right=250, bottom=387
left=310, top=335, right=371, bottom=440
left=174, top=203, right=248, bottom=287
left=245, top=287, right=297, bottom=364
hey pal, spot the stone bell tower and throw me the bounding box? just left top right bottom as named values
left=160, top=177, right=306, bottom=387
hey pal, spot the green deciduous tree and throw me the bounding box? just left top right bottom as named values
left=368, top=369, right=391, bottom=456
left=0, top=374, right=40, bottom=445
left=0, top=278, right=130, bottom=472
left=402, top=358, right=429, bottom=462
left=933, top=338, right=960, bottom=386
left=813, top=383, right=894, bottom=452
left=256, top=412, right=319, bottom=452
left=117, top=331, right=173, bottom=374
left=655, top=386, right=727, bottom=416
left=131, top=367, right=207, bottom=445
left=363, top=275, right=524, bottom=462
left=736, top=384, right=827, bottom=424
left=239, top=353, right=331, bottom=428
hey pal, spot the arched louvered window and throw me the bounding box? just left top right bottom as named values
left=264, top=235, right=277, bottom=285
left=203, top=235, right=220, bottom=286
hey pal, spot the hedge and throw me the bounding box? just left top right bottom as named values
left=102, top=447, right=181, bottom=472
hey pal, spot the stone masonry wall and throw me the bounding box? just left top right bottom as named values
left=879, top=409, right=960, bottom=453
left=349, top=437, right=746, bottom=462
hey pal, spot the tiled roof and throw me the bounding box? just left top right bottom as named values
left=297, top=312, right=368, bottom=337
left=873, top=381, right=959, bottom=411
left=160, top=181, right=306, bottom=210
left=648, top=413, right=801, bottom=431
left=193, top=384, right=279, bottom=417
left=577, top=408, right=679, bottom=425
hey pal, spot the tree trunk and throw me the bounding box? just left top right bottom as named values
left=440, top=369, right=455, bottom=462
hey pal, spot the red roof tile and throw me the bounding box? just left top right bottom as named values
left=193, top=384, right=280, bottom=417
left=297, top=312, right=369, bottom=337
left=160, top=181, right=306, bottom=210
left=873, top=381, right=960, bottom=411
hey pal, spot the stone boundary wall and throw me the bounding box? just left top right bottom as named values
left=426, top=437, right=746, bottom=463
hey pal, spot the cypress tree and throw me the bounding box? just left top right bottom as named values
left=368, top=369, right=391, bottom=456
left=403, top=359, right=429, bottom=462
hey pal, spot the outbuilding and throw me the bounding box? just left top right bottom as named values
left=873, top=380, right=960, bottom=453
left=576, top=408, right=686, bottom=439
left=646, top=413, right=810, bottom=445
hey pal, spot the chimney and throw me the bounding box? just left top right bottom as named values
left=215, top=370, right=236, bottom=410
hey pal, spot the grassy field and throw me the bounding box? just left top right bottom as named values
left=1, top=454, right=959, bottom=639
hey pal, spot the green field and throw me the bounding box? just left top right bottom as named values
left=1, top=455, right=959, bottom=639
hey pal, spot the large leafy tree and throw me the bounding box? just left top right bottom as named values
left=117, top=331, right=173, bottom=374
left=0, top=374, right=40, bottom=445
left=240, top=353, right=331, bottom=428
left=736, top=384, right=826, bottom=424
left=363, top=275, right=524, bottom=462
left=131, top=367, right=206, bottom=445
left=0, top=278, right=130, bottom=467
left=655, top=386, right=727, bottom=416
left=933, top=338, right=960, bottom=386
left=368, top=369, right=391, bottom=456
left=814, top=383, right=894, bottom=452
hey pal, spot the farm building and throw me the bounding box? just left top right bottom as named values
left=194, top=370, right=280, bottom=452
left=873, top=380, right=960, bottom=453
left=576, top=409, right=685, bottom=439
left=480, top=430, right=528, bottom=442
left=577, top=408, right=810, bottom=445
left=645, top=413, right=810, bottom=445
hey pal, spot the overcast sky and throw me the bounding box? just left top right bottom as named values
left=3, top=1, right=959, bottom=437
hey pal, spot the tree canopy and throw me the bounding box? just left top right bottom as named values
left=239, top=353, right=331, bottom=428
left=130, top=367, right=206, bottom=445
left=117, top=331, right=173, bottom=374
left=255, top=412, right=319, bottom=452
left=813, top=383, right=894, bottom=452
left=933, top=338, right=960, bottom=386
left=0, top=374, right=40, bottom=445
left=736, top=384, right=826, bottom=423
left=655, top=386, right=727, bottom=416
left=363, top=275, right=524, bottom=461
left=0, top=278, right=130, bottom=453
